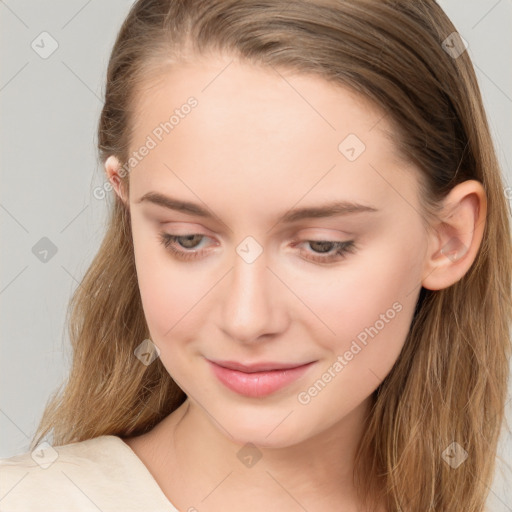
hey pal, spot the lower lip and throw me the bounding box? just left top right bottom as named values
left=208, top=360, right=315, bottom=398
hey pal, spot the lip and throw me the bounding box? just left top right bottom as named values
left=207, top=359, right=316, bottom=398
left=209, top=359, right=314, bottom=372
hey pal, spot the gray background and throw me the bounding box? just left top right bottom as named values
left=1, top=0, right=511, bottom=509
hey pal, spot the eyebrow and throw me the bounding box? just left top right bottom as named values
left=137, top=191, right=379, bottom=223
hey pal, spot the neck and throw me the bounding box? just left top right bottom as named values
left=149, top=396, right=379, bottom=512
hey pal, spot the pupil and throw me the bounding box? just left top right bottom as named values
left=180, top=235, right=201, bottom=249
left=310, top=241, right=333, bottom=253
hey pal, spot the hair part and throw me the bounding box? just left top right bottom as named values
left=32, top=1, right=511, bottom=511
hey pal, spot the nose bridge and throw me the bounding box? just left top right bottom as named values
left=220, top=236, right=283, bottom=343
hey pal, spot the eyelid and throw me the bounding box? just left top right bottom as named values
left=158, top=231, right=356, bottom=264
left=159, top=222, right=216, bottom=237
left=296, top=227, right=355, bottom=237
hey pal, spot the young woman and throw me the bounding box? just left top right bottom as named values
left=1, top=1, right=510, bottom=511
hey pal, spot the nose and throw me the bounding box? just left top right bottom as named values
left=219, top=245, right=288, bottom=344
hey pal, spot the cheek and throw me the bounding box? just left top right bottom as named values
left=294, top=244, right=423, bottom=416
left=131, top=222, right=203, bottom=340
left=293, top=232, right=424, bottom=362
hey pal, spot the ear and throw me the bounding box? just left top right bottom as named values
left=104, top=155, right=129, bottom=206
left=422, top=179, right=487, bottom=290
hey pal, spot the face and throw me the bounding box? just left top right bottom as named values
left=119, top=55, right=430, bottom=448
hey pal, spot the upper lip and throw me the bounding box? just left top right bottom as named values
left=208, top=359, right=315, bottom=373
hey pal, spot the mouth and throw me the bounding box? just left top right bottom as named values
left=209, top=359, right=314, bottom=372
left=206, top=358, right=316, bottom=398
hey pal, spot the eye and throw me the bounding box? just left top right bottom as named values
left=158, top=233, right=212, bottom=261
left=159, top=232, right=356, bottom=264
left=293, top=239, right=356, bottom=264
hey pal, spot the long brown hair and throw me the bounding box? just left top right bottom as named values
left=31, top=1, right=512, bottom=510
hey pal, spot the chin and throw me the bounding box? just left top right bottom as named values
left=213, top=407, right=315, bottom=449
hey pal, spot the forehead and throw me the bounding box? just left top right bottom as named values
left=127, top=56, right=417, bottom=216
left=132, top=56, right=389, bottom=140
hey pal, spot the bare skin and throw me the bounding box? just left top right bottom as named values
left=106, top=55, right=486, bottom=511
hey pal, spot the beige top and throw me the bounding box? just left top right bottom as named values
left=0, top=435, right=179, bottom=511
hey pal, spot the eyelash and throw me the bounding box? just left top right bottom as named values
left=158, top=232, right=356, bottom=264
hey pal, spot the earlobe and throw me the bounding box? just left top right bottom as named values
left=421, top=180, right=487, bottom=291
left=105, top=155, right=127, bottom=204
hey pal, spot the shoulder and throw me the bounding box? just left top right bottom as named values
left=0, top=435, right=174, bottom=512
